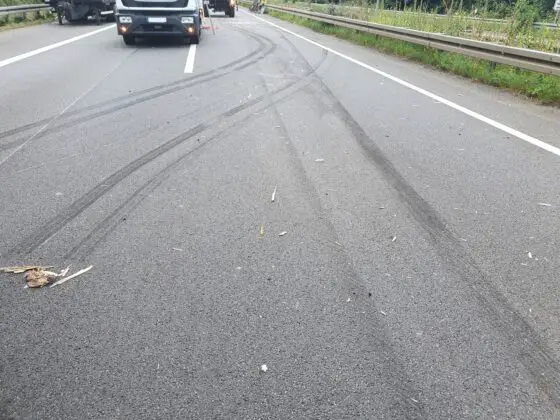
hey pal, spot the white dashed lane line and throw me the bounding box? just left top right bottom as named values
left=184, top=44, right=197, bottom=74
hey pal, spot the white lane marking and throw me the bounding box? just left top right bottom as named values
left=0, top=89, right=89, bottom=167
left=0, top=25, right=116, bottom=70
left=247, top=12, right=560, bottom=158
left=0, top=56, right=123, bottom=168
left=184, top=45, right=197, bottom=73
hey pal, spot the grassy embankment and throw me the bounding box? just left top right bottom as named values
left=0, top=0, right=54, bottom=32
left=278, top=1, right=560, bottom=53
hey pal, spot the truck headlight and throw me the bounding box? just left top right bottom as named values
left=181, top=16, right=194, bottom=24
left=119, top=16, right=132, bottom=23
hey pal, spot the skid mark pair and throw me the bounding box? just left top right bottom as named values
left=0, top=29, right=276, bottom=154
left=8, top=38, right=329, bottom=263
left=276, top=28, right=560, bottom=409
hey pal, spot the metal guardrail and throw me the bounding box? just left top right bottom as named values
left=265, top=4, right=560, bottom=76
left=0, top=4, right=50, bottom=16
left=0, top=3, right=113, bottom=17
left=298, top=3, right=558, bottom=30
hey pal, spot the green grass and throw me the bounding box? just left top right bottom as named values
left=0, top=0, right=54, bottom=32
left=272, top=1, right=560, bottom=53
left=0, top=9, right=54, bottom=31
left=0, top=0, right=43, bottom=6
left=268, top=9, right=560, bottom=105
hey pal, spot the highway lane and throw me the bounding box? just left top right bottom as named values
left=1, top=10, right=560, bottom=419
left=0, top=21, right=115, bottom=63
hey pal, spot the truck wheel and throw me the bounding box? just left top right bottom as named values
left=229, top=7, right=235, bottom=17
left=94, top=9, right=101, bottom=25
left=203, top=4, right=209, bottom=17
left=190, top=35, right=200, bottom=44
left=123, top=35, right=135, bottom=45
left=57, top=10, right=63, bottom=25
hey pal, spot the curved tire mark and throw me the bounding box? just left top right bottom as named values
left=9, top=35, right=328, bottom=258
left=0, top=29, right=273, bottom=145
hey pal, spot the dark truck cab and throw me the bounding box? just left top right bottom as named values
left=204, top=0, right=235, bottom=17
left=45, top=0, right=115, bottom=25
left=115, top=0, right=204, bottom=45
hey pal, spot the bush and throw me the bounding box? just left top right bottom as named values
left=506, top=0, right=540, bottom=43
left=512, top=0, right=540, bottom=29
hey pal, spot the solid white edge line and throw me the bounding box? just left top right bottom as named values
left=246, top=11, right=560, bottom=158
left=0, top=24, right=116, bottom=70
left=184, top=44, right=197, bottom=73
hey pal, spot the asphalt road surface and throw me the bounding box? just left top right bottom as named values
left=1, top=11, right=560, bottom=420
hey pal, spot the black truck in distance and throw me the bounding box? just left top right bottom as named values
left=44, top=0, right=115, bottom=25
left=203, top=0, right=235, bottom=17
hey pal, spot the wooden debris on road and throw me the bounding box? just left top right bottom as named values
left=50, top=265, right=93, bottom=288
left=24, top=266, right=70, bottom=288
left=1, top=265, right=53, bottom=274
left=1, top=263, right=92, bottom=289
left=25, top=270, right=50, bottom=288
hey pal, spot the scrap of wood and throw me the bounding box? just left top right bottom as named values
left=25, top=270, right=50, bottom=288
left=42, top=267, right=70, bottom=278
left=1, top=265, right=53, bottom=274
left=50, top=266, right=93, bottom=288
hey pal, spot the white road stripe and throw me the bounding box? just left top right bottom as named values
left=0, top=25, right=116, bottom=70
left=0, top=59, right=121, bottom=168
left=184, top=45, right=197, bottom=73
left=247, top=12, right=560, bottom=158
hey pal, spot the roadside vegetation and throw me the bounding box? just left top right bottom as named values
left=0, top=0, right=43, bottom=5
left=0, top=10, right=53, bottom=31
left=272, top=0, right=560, bottom=52
left=0, top=0, right=54, bottom=31
left=268, top=9, right=560, bottom=104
